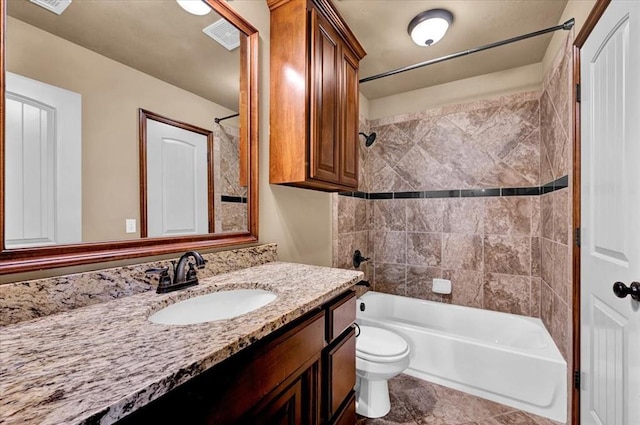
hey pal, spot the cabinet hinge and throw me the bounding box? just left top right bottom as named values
left=574, top=370, right=581, bottom=389
left=576, top=83, right=581, bottom=103
left=575, top=227, right=581, bottom=247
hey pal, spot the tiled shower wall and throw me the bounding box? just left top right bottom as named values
left=539, top=35, right=574, bottom=374
left=334, top=35, right=574, bottom=364
left=214, top=125, right=247, bottom=232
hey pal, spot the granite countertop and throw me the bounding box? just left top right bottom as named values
left=0, top=262, right=363, bottom=425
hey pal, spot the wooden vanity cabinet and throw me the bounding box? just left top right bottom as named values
left=268, top=0, right=366, bottom=191
left=116, top=289, right=356, bottom=425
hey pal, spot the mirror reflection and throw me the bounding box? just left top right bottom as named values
left=4, top=0, right=248, bottom=249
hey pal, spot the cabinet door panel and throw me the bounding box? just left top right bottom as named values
left=310, top=8, right=340, bottom=184
left=326, top=328, right=356, bottom=418
left=340, top=47, right=359, bottom=187
left=253, top=375, right=303, bottom=425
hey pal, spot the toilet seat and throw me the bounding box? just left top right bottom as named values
left=356, top=325, right=409, bottom=363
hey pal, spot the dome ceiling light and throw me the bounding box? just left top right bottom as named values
left=176, top=0, right=211, bottom=16
left=408, top=9, right=454, bottom=47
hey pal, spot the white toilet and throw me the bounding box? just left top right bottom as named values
left=355, top=325, right=411, bottom=418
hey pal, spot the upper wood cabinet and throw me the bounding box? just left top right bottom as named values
left=268, top=0, right=366, bottom=191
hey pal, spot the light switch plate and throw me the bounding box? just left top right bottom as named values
left=125, top=219, right=136, bottom=234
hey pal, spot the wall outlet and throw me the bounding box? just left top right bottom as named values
left=125, top=219, right=136, bottom=234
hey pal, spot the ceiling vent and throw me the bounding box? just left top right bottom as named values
left=29, top=0, right=72, bottom=15
left=203, top=19, right=240, bottom=51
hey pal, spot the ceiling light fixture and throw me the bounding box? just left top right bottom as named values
left=176, top=0, right=211, bottom=16
left=408, top=9, right=453, bottom=47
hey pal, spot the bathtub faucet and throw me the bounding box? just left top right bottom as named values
left=353, top=250, right=370, bottom=268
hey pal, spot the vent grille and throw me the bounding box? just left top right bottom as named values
left=203, top=19, right=240, bottom=51
left=29, top=0, right=72, bottom=15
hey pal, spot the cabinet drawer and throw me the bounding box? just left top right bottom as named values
left=326, top=327, right=356, bottom=419
left=326, top=290, right=356, bottom=343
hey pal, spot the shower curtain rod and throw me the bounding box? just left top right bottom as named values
left=359, top=18, right=575, bottom=84
left=214, top=113, right=239, bottom=124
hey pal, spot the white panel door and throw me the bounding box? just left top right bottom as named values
left=581, top=2, right=640, bottom=425
left=5, top=72, right=82, bottom=248
left=146, top=119, right=209, bottom=237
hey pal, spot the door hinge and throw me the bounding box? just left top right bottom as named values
left=574, top=370, right=581, bottom=389
left=575, top=227, right=581, bottom=247
left=576, top=83, right=581, bottom=103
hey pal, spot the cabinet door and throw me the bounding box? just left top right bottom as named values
left=309, top=8, right=340, bottom=184
left=339, top=47, right=359, bottom=188
left=325, top=327, right=356, bottom=420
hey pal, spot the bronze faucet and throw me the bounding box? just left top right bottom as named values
left=146, top=251, right=207, bottom=294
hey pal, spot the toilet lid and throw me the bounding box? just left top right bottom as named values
left=356, top=326, right=409, bottom=361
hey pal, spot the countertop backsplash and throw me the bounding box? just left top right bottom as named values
left=0, top=244, right=277, bottom=326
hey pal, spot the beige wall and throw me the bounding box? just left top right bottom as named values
left=232, top=1, right=334, bottom=267
left=543, top=0, right=597, bottom=74
left=6, top=17, right=234, bottom=242
left=367, top=63, right=542, bottom=120
left=359, top=93, right=370, bottom=120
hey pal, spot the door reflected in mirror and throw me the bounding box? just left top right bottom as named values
left=139, top=109, right=247, bottom=238
left=4, top=0, right=248, bottom=249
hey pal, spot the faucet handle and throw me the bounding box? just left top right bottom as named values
left=186, top=262, right=198, bottom=282
left=145, top=267, right=172, bottom=288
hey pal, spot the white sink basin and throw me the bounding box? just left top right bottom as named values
left=148, top=289, right=277, bottom=325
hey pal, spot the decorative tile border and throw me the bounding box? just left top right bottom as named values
left=340, top=175, right=569, bottom=200
left=221, top=195, right=248, bottom=203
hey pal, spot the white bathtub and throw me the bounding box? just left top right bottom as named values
left=356, top=292, right=567, bottom=423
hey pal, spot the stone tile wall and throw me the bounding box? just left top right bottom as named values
left=539, top=36, right=574, bottom=364
left=366, top=196, right=541, bottom=316
left=333, top=193, right=371, bottom=298
left=363, top=92, right=540, bottom=193
left=214, top=124, right=248, bottom=233
left=539, top=34, right=574, bottom=422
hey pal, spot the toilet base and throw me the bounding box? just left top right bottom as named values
left=355, top=376, right=391, bottom=418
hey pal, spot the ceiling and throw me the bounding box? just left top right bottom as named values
left=7, top=0, right=242, bottom=110
left=333, top=0, right=568, bottom=100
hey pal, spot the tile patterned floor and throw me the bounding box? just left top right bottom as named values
left=357, top=374, right=562, bottom=425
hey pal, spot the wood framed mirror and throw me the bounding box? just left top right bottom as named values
left=0, top=0, right=259, bottom=274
